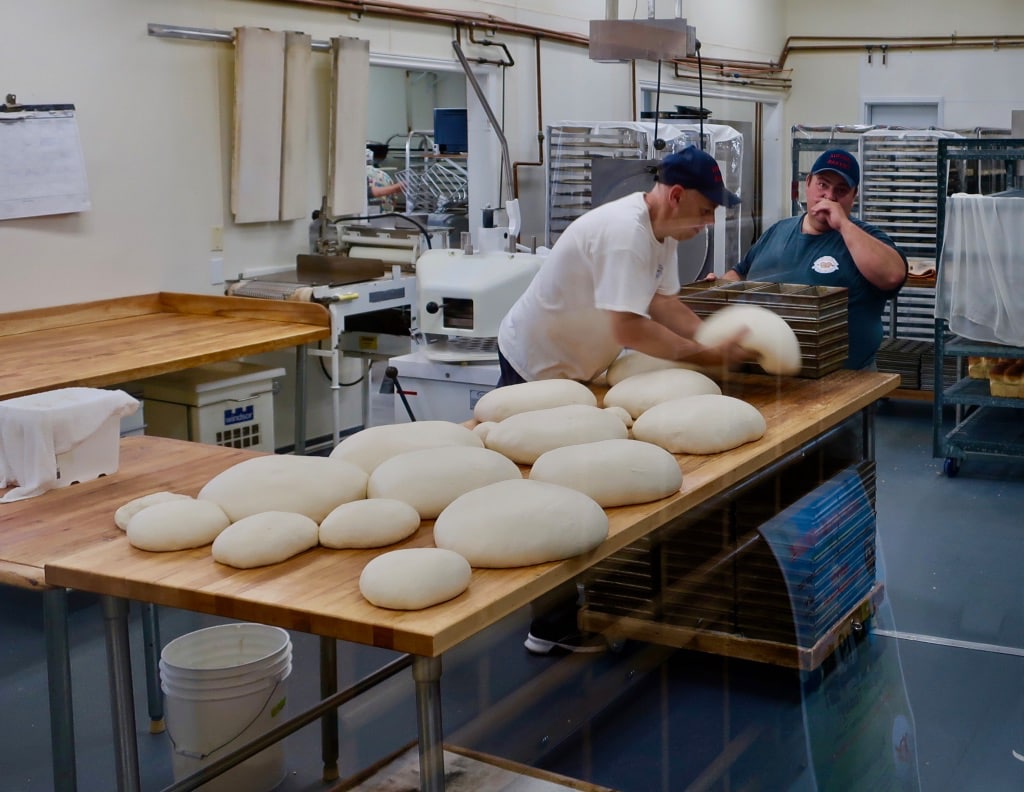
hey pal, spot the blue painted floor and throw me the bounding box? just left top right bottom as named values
left=1, top=400, right=1022, bottom=791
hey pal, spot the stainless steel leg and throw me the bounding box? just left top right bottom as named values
left=101, top=596, right=141, bottom=792
left=319, top=637, right=339, bottom=781
left=141, top=602, right=164, bottom=733
left=43, top=587, right=76, bottom=792
left=295, top=344, right=308, bottom=455
left=412, top=655, right=444, bottom=792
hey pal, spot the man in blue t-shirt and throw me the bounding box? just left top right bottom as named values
left=713, top=148, right=907, bottom=369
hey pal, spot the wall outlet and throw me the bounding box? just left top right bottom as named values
left=210, top=225, right=224, bottom=252
left=210, top=255, right=224, bottom=285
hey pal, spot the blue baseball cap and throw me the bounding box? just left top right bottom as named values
left=811, top=148, right=860, bottom=189
left=655, top=147, right=741, bottom=208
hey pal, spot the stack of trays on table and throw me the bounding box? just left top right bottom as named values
left=678, top=281, right=849, bottom=378
left=729, top=462, right=877, bottom=647
left=876, top=338, right=932, bottom=389
left=920, top=348, right=959, bottom=391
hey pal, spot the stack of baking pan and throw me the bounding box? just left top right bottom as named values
left=920, top=347, right=959, bottom=391
left=876, top=338, right=932, bottom=389
left=678, top=281, right=849, bottom=377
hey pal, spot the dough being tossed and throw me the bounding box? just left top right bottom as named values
left=359, top=548, right=472, bottom=610
left=695, top=304, right=802, bottom=375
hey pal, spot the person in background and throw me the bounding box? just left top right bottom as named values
left=366, top=149, right=404, bottom=212
left=496, top=145, right=754, bottom=654
left=710, top=148, right=907, bottom=370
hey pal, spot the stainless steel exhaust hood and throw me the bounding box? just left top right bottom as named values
left=589, top=17, right=697, bottom=62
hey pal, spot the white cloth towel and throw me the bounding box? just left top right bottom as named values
left=0, top=388, right=139, bottom=502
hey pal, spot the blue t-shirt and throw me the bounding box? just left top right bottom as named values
left=733, top=215, right=906, bottom=369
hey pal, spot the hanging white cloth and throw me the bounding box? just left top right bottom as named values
left=936, top=193, right=1024, bottom=346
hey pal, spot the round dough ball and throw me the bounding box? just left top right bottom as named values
left=632, top=394, right=767, bottom=454
left=603, top=368, right=722, bottom=419
left=359, top=548, right=471, bottom=610
left=198, top=455, right=367, bottom=523
left=329, top=420, right=482, bottom=474
left=472, top=379, right=596, bottom=423
left=484, top=404, right=628, bottom=465
left=126, top=499, right=231, bottom=552
left=319, top=499, right=421, bottom=549
left=605, top=349, right=701, bottom=386
left=603, top=405, right=633, bottom=429
left=367, top=446, right=521, bottom=519
left=114, top=491, right=194, bottom=531
left=694, top=304, right=801, bottom=375
left=434, top=479, right=608, bottom=568
left=529, top=439, right=682, bottom=507
left=212, top=511, right=319, bottom=569
left=472, top=421, right=497, bottom=444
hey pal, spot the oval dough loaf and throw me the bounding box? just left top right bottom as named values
left=212, top=511, right=319, bottom=569
left=367, top=446, right=522, bottom=519
left=529, top=439, right=682, bottom=507
left=198, top=455, right=367, bottom=523
left=359, top=548, right=471, bottom=610
left=126, top=499, right=231, bottom=552
left=329, top=420, right=482, bottom=474
left=603, top=368, right=722, bottom=419
left=114, top=491, right=194, bottom=531
left=472, top=379, right=596, bottom=423
left=694, top=304, right=801, bottom=375
left=434, top=479, right=608, bottom=568
left=319, top=499, right=421, bottom=549
left=632, top=394, right=767, bottom=454
left=484, top=404, right=628, bottom=465
left=603, top=405, right=633, bottom=429
left=605, top=349, right=701, bottom=386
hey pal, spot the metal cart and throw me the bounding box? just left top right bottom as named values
left=932, top=138, right=1024, bottom=476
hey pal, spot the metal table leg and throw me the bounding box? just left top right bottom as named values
left=101, top=595, right=141, bottom=792
left=43, top=587, right=76, bottom=792
left=320, top=636, right=339, bottom=781
left=295, top=344, right=308, bottom=455
left=141, top=602, right=164, bottom=733
left=412, top=655, right=444, bottom=792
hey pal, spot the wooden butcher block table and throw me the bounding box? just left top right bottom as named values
left=44, top=369, right=898, bottom=792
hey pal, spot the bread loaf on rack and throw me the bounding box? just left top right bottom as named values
left=968, top=356, right=995, bottom=379
left=988, top=359, right=1024, bottom=398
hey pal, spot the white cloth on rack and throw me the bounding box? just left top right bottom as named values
left=936, top=193, right=1024, bottom=346
left=0, top=388, right=139, bottom=502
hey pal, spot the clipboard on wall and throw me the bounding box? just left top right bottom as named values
left=0, top=95, right=91, bottom=220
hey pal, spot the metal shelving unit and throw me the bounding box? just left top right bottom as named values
left=932, top=138, right=1024, bottom=476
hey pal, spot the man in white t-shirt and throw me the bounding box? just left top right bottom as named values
left=497, top=145, right=750, bottom=388
left=496, top=146, right=753, bottom=655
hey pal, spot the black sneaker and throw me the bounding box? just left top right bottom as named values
left=524, top=630, right=608, bottom=655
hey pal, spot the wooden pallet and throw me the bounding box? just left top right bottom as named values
left=580, top=582, right=885, bottom=672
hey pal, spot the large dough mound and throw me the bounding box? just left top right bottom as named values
left=319, top=499, right=421, bottom=549
left=114, top=491, right=194, bottom=531
left=126, top=499, right=231, bottom=552
left=198, top=455, right=367, bottom=523
left=472, top=379, right=596, bottom=423
left=367, top=446, right=522, bottom=519
left=359, top=548, right=471, bottom=610
left=694, top=304, right=801, bottom=375
left=329, top=421, right=482, bottom=474
left=632, top=394, right=767, bottom=454
left=529, top=439, right=682, bottom=507
left=603, top=368, right=722, bottom=419
left=605, top=349, right=701, bottom=386
left=212, top=511, right=319, bottom=568
left=434, top=479, right=608, bottom=568
left=484, top=404, right=628, bottom=465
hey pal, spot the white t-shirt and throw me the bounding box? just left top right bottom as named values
left=499, top=192, right=681, bottom=382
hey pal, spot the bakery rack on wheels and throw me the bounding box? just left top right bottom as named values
left=932, top=138, right=1024, bottom=477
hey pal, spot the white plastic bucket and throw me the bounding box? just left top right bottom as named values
left=160, top=623, right=292, bottom=792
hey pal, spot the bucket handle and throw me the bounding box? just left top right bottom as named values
left=166, top=683, right=287, bottom=761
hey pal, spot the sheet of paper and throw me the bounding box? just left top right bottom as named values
left=0, top=108, right=91, bottom=220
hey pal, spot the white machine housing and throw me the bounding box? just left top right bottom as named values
left=415, top=247, right=542, bottom=344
